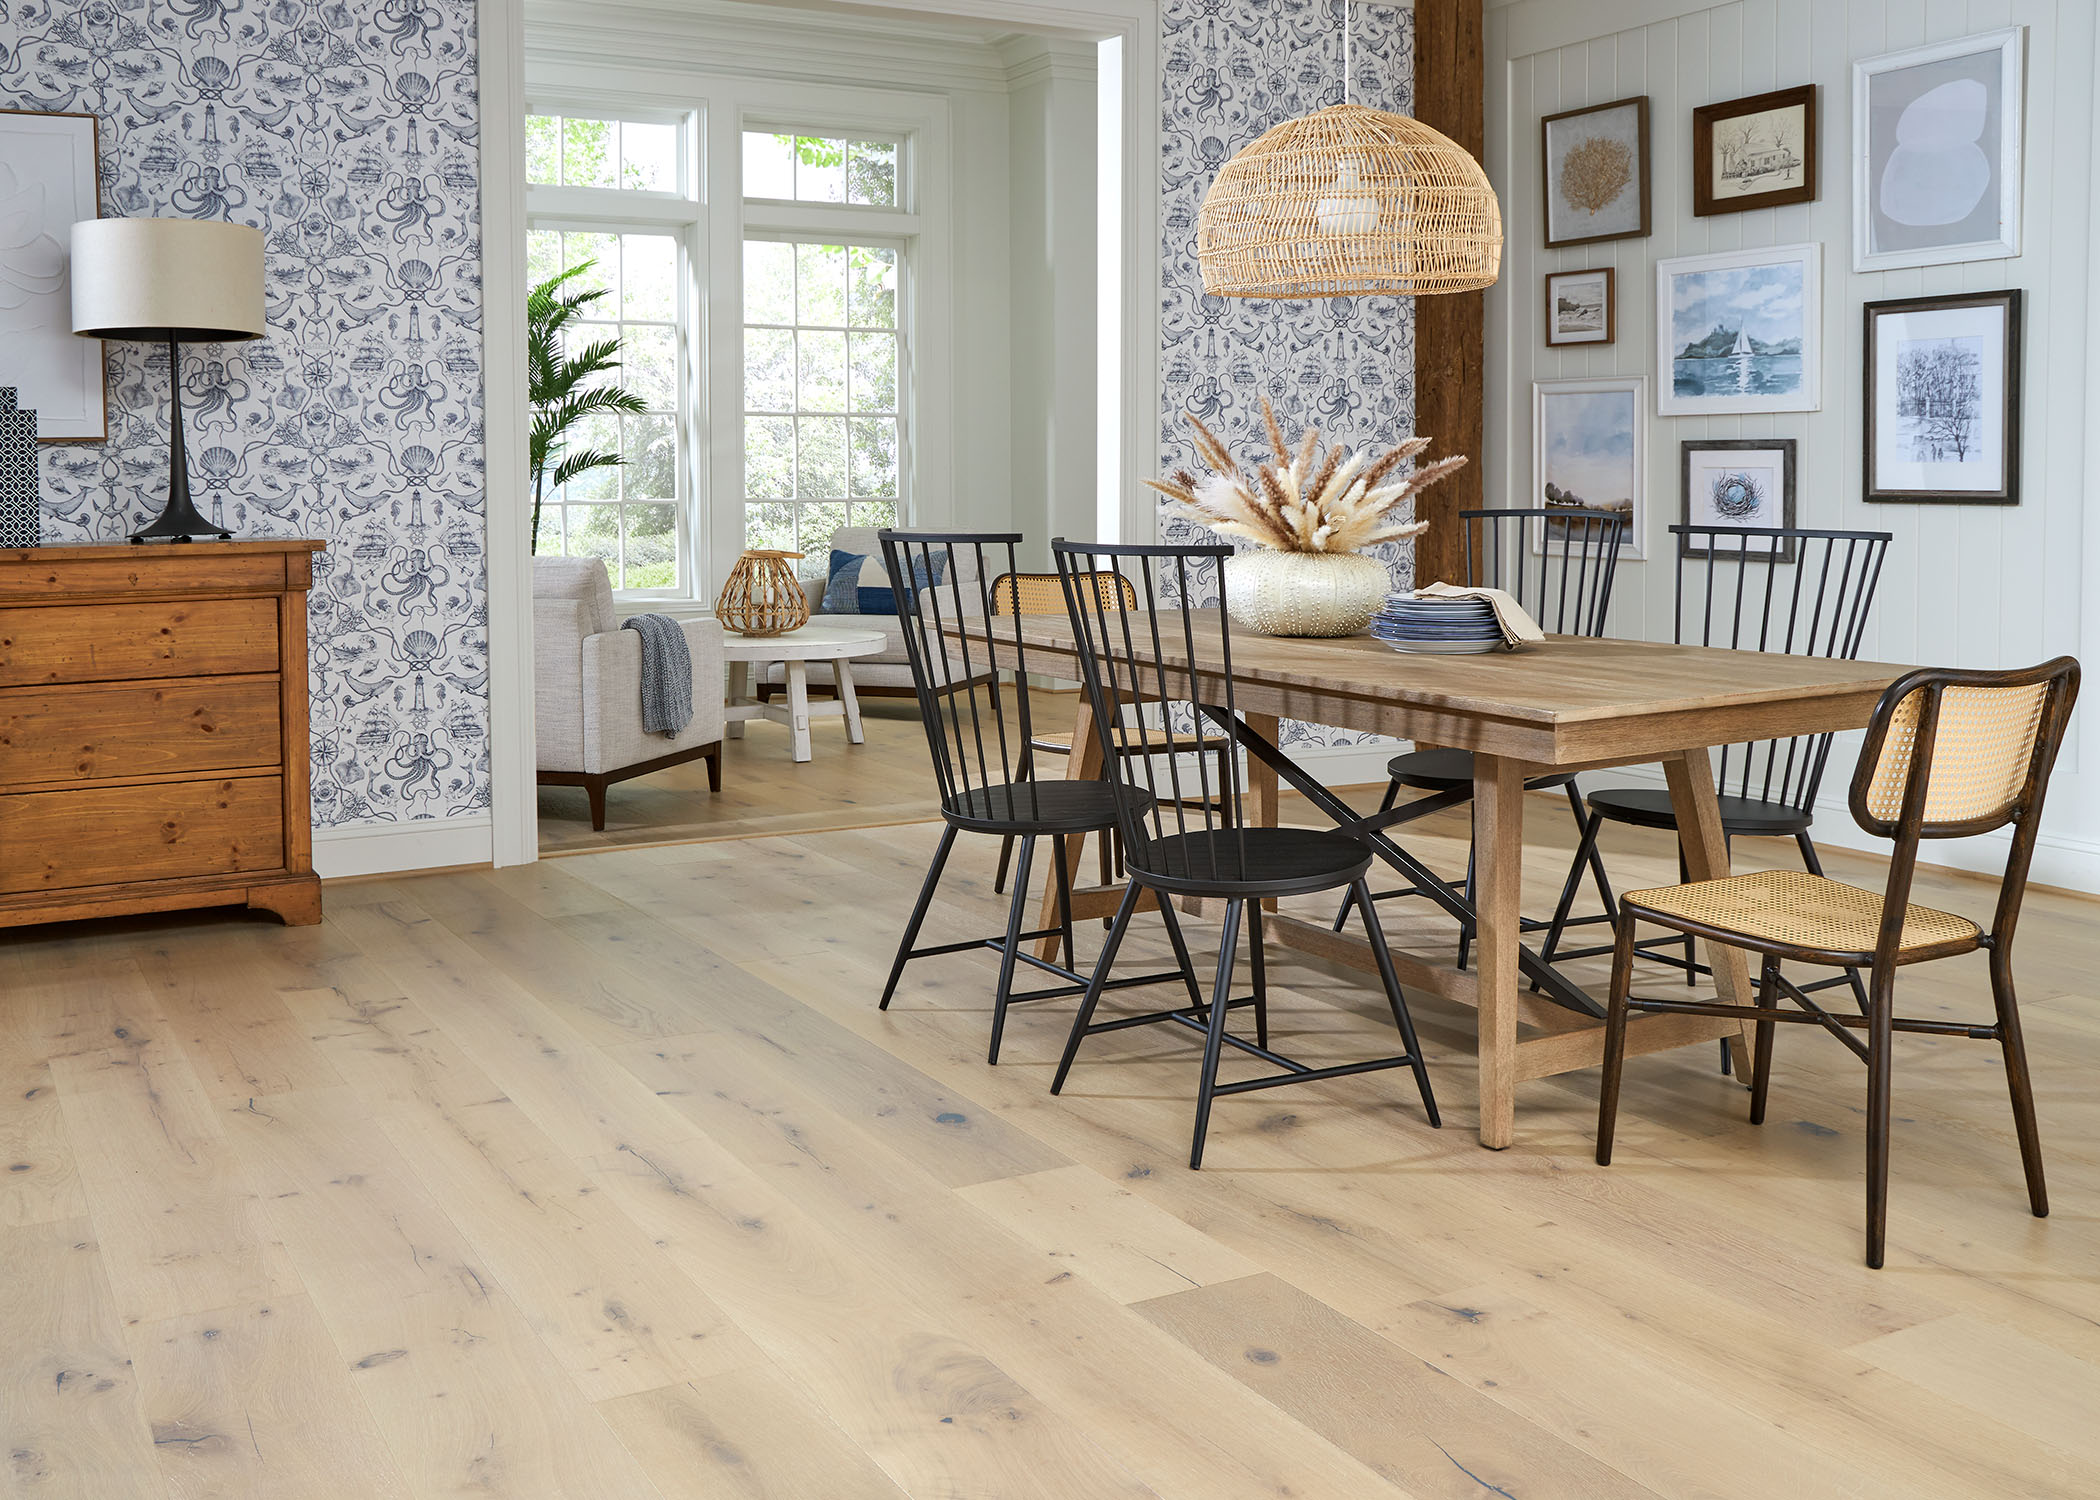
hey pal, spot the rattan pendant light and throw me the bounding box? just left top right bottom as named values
left=1197, top=3, right=1503, bottom=298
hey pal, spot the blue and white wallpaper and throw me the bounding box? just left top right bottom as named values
left=0, top=0, right=488, bottom=828
left=1160, top=0, right=1416, bottom=750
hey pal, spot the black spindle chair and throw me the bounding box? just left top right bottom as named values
left=1334, top=507, right=1627, bottom=966
left=877, top=532, right=1198, bottom=1064
left=1542, top=525, right=1893, bottom=1026
left=1049, top=539, right=1439, bottom=1169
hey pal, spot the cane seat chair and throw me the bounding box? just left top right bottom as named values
left=876, top=532, right=1196, bottom=1064
left=1544, top=526, right=1893, bottom=1025
left=1335, top=507, right=1626, bottom=965
left=987, top=571, right=1234, bottom=896
left=1594, top=658, right=2080, bottom=1268
left=1050, top=539, right=1439, bottom=1168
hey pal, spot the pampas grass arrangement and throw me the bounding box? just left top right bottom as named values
left=1147, top=398, right=1469, bottom=554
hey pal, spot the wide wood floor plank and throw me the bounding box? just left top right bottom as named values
left=222, top=1086, right=668, bottom=1500
left=0, top=1218, right=163, bottom=1500
left=127, top=1296, right=413, bottom=1500
left=597, top=1370, right=913, bottom=1500
left=1849, top=1313, right=2100, bottom=1466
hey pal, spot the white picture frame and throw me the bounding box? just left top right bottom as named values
left=0, top=108, right=104, bottom=441
left=1532, top=376, right=1645, bottom=561
left=1852, top=27, right=2024, bottom=273
left=1655, top=243, right=1821, bottom=417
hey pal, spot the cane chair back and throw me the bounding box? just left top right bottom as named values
left=1052, top=540, right=1247, bottom=880
left=1672, top=525, right=1893, bottom=817
left=881, top=531, right=1037, bottom=817
left=991, top=570, right=1136, bottom=617
left=1858, top=675, right=2061, bottom=835
left=1458, top=508, right=1625, bottom=637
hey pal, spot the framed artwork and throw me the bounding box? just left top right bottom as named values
left=1864, top=289, right=2022, bottom=505
left=0, top=109, right=103, bottom=441
left=1533, top=376, right=1645, bottom=559
left=1544, top=267, right=1614, bottom=346
left=1693, top=84, right=1817, bottom=216
left=1853, top=28, right=2024, bottom=272
left=1655, top=243, right=1821, bottom=417
left=1541, top=96, right=1651, bottom=248
left=1680, top=440, right=1798, bottom=561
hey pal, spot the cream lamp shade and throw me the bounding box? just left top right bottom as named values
left=71, top=218, right=266, bottom=342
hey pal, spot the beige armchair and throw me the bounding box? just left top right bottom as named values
left=534, top=558, right=726, bottom=830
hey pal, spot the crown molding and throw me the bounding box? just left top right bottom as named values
left=524, top=0, right=1017, bottom=93
left=997, top=34, right=1100, bottom=91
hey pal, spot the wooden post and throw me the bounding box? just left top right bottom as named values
left=1411, top=0, right=1487, bottom=590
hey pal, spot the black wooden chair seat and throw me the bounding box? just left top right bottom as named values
left=1135, top=827, right=1372, bottom=897
left=1583, top=785, right=1812, bottom=837
left=951, top=779, right=1148, bottom=834
left=1387, top=747, right=1576, bottom=794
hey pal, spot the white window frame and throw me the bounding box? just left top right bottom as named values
left=524, top=103, right=707, bottom=600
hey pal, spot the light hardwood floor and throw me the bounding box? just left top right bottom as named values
left=6, top=802, right=2098, bottom=1498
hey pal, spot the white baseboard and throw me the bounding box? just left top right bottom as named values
left=314, top=815, right=496, bottom=880
left=1289, top=739, right=1405, bottom=790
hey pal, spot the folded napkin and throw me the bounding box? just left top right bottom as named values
left=1412, top=582, right=1546, bottom=648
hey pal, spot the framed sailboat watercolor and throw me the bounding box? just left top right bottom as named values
left=1654, top=243, right=1821, bottom=417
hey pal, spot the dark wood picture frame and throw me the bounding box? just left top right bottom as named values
left=1863, top=289, right=2023, bottom=506
left=1692, top=84, right=1817, bottom=217
left=1543, top=267, right=1615, bottom=347
left=1679, top=439, right=1798, bottom=561
left=1541, top=96, right=1652, bottom=248
left=0, top=107, right=105, bottom=443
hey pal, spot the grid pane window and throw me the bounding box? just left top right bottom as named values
left=743, top=238, right=900, bottom=565
left=530, top=227, right=683, bottom=590
left=741, top=131, right=899, bottom=207
left=527, top=114, right=680, bottom=192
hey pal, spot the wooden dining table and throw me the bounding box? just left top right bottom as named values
left=960, top=611, right=1910, bottom=1148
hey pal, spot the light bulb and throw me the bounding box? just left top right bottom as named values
left=1316, top=156, right=1379, bottom=236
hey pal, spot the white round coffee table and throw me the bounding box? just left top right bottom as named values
left=721, top=624, right=890, bottom=763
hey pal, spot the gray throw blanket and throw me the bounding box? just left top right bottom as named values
left=621, top=613, right=693, bottom=737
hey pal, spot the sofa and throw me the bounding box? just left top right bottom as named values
left=758, top=525, right=982, bottom=698
left=534, top=557, right=727, bottom=829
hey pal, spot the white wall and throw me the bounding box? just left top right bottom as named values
left=1487, top=0, right=2100, bottom=891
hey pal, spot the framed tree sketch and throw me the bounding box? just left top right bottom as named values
left=1533, top=376, right=1645, bottom=559
left=1693, top=85, right=1817, bottom=216
left=1655, top=243, right=1821, bottom=417
left=1681, top=439, right=1798, bottom=560
left=1544, top=267, right=1614, bottom=347
left=0, top=109, right=103, bottom=441
left=1853, top=28, right=2024, bottom=272
left=1864, top=289, right=2022, bottom=505
left=1541, top=97, right=1651, bottom=248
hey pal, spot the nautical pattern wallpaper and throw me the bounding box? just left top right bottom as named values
left=0, top=0, right=488, bottom=828
left=1159, top=0, right=1417, bottom=750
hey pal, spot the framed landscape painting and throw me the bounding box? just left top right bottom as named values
left=1853, top=28, right=2024, bottom=272
left=1864, top=289, right=2022, bottom=505
left=1680, top=439, right=1798, bottom=560
left=1655, top=243, right=1821, bottom=416
left=1544, top=267, right=1614, bottom=346
left=1693, top=84, right=1817, bottom=216
left=1541, top=97, right=1651, bottom=248
left=0, top=108, right=104, bottom=441
left=1533, top=376, right=1645, bottom=559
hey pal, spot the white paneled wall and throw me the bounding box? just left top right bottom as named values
left=1486, top=0, right=2100, bottom=890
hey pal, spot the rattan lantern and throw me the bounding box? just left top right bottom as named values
left=1196, top=5, right=1502, bottom=298
left=715, top=548, right=811, bottom=637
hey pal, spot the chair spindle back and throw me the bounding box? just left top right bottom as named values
left=1459, top=508, right=1626, bottom=637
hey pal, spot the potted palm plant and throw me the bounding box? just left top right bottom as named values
left=527, top=259, right=648, bottom=553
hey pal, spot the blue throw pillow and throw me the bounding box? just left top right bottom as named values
left=826, top=547, right=945, bottom=616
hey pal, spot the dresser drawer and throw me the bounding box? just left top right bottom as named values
left=0, top=549, right=294, bottom=599
left=0, top=597, right=280, bottom=686
left=0, top=676, right=282, bottom=787
left=0, top=776, right=286, bottom=894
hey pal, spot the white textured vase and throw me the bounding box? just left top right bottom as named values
left=1223, top=549, right=1392, bottom=637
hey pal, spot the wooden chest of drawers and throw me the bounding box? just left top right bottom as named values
left=0, top=541, right=324, bottom=928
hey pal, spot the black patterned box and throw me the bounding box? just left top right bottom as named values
left=0, top=389, right=35, bottom=547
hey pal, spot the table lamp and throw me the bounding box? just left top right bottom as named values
left=71, top=217, right=267, bottom=542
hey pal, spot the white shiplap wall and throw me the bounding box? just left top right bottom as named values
left=1485, top=0, right=2100, bottom=891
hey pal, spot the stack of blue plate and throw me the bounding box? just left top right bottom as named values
left=1369, top=594, right=1508, bottom=655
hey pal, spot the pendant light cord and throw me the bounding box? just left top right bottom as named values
left=1342, top=0, right=1353, bottom=105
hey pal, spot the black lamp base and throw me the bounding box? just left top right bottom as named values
left=129, top=333, right=234, bottom=544
left=130, top=488, right=233, bottom=544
